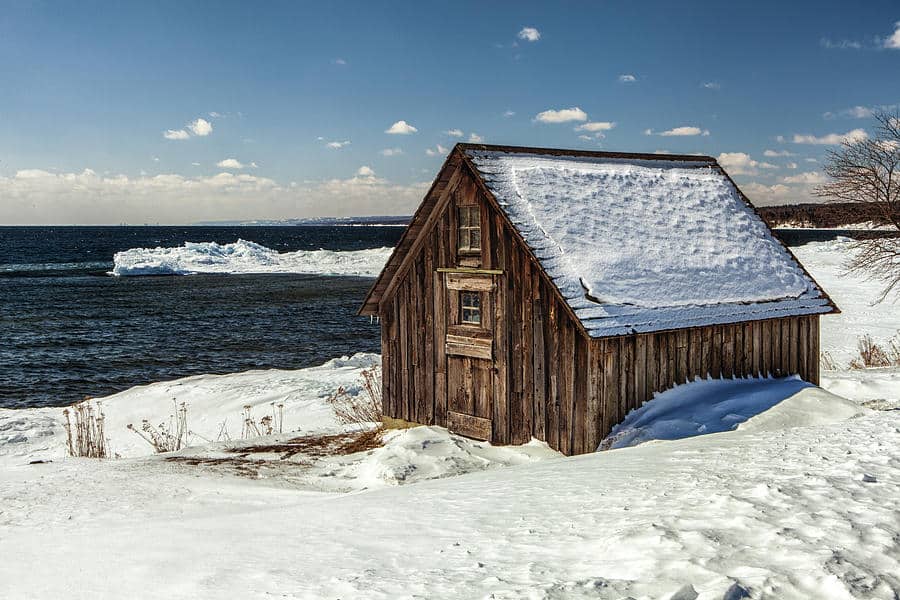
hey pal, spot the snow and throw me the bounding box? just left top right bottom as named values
left=2, top=231, right=900, bottom=598
left=600, top=375, right=864, bottom=450
left=793, top=238, right=900, bottom=367
left=467, top=150, right=832, bottom=336
left=111, top=239, right=392, bottom=277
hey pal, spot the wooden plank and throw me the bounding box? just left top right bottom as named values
left=781, top=316, right=792, bottom=376
left=622, top=336, right=635, bottom=416
left=398, top=277, right=410, bottom=421
left=602, top=341, right=617, bottom=440
left=722, top=325, right=735, bottom=379
left=532, top=275, right=546, bottom=441
left=771, top=319, right=782, bottom=377
left=448, top=411, right=492, bottom=441
left=634, top=334, right=647, bottom=408
left=433, top=226, right=448, bottom=426
left=752, top=320, right=762, bottom=377
left=547, top=301, right=560, bottom=451
left=799, top=316, right=809, bottom=381
left=573, top=336, right=588, bottom=454
left=414, top=255, right=426, bottom=424
left=656, top=332, right=669, bottom=392
left=689, top=329, right=702, bottom=381
left=585, top=340, right=603, bottom=452
left=676, top=330, right=688, bottom=384
left=491, top=212, right=509, bottom=445
left=809, top=316, right=820, bottom=385
left=700, top=328, right=711, bottom=380
left=646, top=334, right=658, bottom=400
left=423, top=241, right=435, bottom=425
left=445, top=272, right=496, bottom=292
left=789, top=317, right=799, bottom=374
left=445, top=339, right=492, bottom=360
left=557, top=319, right=572, bottom=455
left=761, top=319, right=772, bottom=378
left=521, top=257, right=534, bottom=443
left=710, top=326, right=722, bottom=380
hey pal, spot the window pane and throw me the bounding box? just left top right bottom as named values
left=470, top=228, right=481, bottom=250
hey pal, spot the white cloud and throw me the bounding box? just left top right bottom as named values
left=883, top=22, right=900, bottom=49
left=717, top=152, right=759, bottom=175
left=821, top=38, right=862, bottom=49
left=786, top=162, right=798, bottom=169
left=575, top=121, right=615, bottom=132
left=791, top=129, right=868, bottom=145
left=191, top=162, right=200, bottom=166
left=208, top=111, right=223, bottom=118
left=517, top=27, right=541, bottom=42
left=782, top=171, right=829, bottom=185
left=659, top=126, right=709, bottom=137
left=468, top=133, right=483, bottom=143
left=445, top=129, right=464, bottom=137
left=163, top=129, right=190, bottom=140
left=644, top=129, right=654, bottom=136
left=534, top=107, right=587, bottom=123
left=380, top=147, right=403, bottom=156
left=805, top=158, right=818, bottom=163
left=326, top=140, right=351, bottom=149
left=425, top=144, right=449, bottom=157
left=618, top=74, right=636, bottom=83
left=333, top=58, right=347, bottom=65
left=356, top=166, right=375, bottom=177
left=763, top=149, right=794, bottom=157
left=216, top=158, right=245, bottom=169
left=0, top=167, right=429, bottom=224
left=385, top=120, right=418, bottom=135
left=578, top=135, right=592, bottom=141
left=188, top=118, right=213, bottom=137
left=701, top=82, right=721, bottom=89
left=503, top=110, right=515, bottom=118
left=824, top=103, right=899, bottom=120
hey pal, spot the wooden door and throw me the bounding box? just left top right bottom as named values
left=442, top=271, right=500, bottom=441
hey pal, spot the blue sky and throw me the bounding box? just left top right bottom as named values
left=1, top=0, right=898, bottom=224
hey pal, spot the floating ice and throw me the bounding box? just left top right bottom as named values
left=111, top=239, right=392, bottom=277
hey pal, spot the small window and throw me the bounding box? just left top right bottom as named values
left=458, top=206, right=481, bottom=255
left=460, top=291, right=481, bottom=325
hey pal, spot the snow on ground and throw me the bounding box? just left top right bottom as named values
left=600, top=375, right=865, bottom=450
left=111, top=239, right=392, bottom=276
left=793, top=238, right=900, bottom=367
left=1, top=234, right=899, bottom=598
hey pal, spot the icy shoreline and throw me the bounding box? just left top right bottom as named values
left=110, top=239, right=393, bottom=277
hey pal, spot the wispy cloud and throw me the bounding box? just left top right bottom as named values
left=701, top=81, right=721, bottom=90
left=326, top=140, right=351, bottom=149
left=356, top=166, right=375, bottom=177
left=657, top=126, right=709, bottom=137
left=468, top=133, right=483, bottom=143
left=503, top=110, right=515, bottom=118
left=445, top=129, right=464, bottom=137
left=517, top=27, right=541, bottom=42
left=332, top=58, right=347, bottom=65
left=823, top=103, right=899, bottom=120
left=385, top=120, right=418, bottom=135
left=534, top=107, right=587, bottom=123
left=425, top=144, right=448, bottom=157
left=717, top=152, right=777, bottom=176
left=791, top=128, right=868, bottom=145
left=618, top=74, right=637, bottom=83
left=820, top=37, right=862, bottom=49
left=380, top=147, right=403, bottom=156
left=163, top=129, right=190, bottom=140
left=763, top=149, right=795, bottom=157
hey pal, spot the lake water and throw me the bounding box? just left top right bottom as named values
left=0, top=226, right=401, bottom=408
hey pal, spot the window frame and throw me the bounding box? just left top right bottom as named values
left=459, top=290, right=482, bottom=326
left=457, top=205, right=482, bottom=256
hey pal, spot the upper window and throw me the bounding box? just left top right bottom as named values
left=457, top=206, right=481, bottom=255
left=460, top=291, right=482, bottom=325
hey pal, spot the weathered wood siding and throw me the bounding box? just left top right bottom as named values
left=378, top=162, right=823, bottom=456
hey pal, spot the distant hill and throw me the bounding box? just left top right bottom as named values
left=194, top=215, right=412, bottom=227
left=758, top=202, right=893, bottom=229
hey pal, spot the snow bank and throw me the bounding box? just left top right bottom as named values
left=110, top=239, right=391, bottom=277
left=601, top=375, right=865, bottom=450
left=0, top=354, right=380, bottom=462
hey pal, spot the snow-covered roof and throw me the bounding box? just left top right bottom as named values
left=465, top=147, right=835, bottom=337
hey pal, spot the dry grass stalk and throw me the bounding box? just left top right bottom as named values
left=327, top=366, right=382, bottom=428
left=849, top=333, right=900, bottom=369
left=127, top=400, right=189, bottom=453
left=239, top=402, right=284, bottom=440
left=62, top=397, right=109, bottom=458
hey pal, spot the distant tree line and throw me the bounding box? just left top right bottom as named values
left=757, top=201, right=891, bottom=229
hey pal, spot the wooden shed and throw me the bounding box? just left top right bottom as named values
left=359, top=144, right=838, bottom=455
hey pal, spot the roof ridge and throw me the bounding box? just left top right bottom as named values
left=457, top=143, right=716, bottom=163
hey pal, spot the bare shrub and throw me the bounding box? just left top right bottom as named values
left=127, top=400, right=189, bottom=453
left=239, top=402, right=284, bottom=440
left=327, top=366, right=382, bottom=427
left=848, top=333, right=900, bottom=369
left=820, top=351, right=839, bottom=371
left=62, top=398, right=109, bottom=458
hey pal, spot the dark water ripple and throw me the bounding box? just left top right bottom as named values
left=0, top=226, right=401, bottom=408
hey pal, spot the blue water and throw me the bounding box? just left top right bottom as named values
left=0, top=226, right=402, bottom=408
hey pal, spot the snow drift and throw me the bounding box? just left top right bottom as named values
left=110, top=239, right=392, bottom=277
